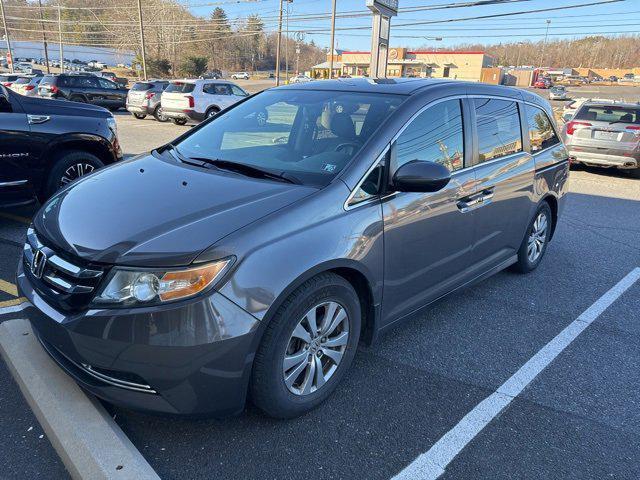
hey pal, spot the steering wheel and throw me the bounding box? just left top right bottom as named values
left=334, top=142, right=361, bottom=155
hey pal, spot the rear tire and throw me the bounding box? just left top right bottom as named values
left=153, top=106, right=169, bottom=122
left=172, top=118, right=187, bottom=125
left=41, top=150, right=104, bottom=201
left=628, top=168, right=640, bottom=179
left=133, top=113, right=146, bottom=120
left=512, top=202, right=553, bottom=273
left=250, top=272, right=361, bottom=419
left=70, top=95, right=87, bottom=103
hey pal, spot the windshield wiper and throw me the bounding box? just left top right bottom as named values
left=188, top=157, right=300, bottom=184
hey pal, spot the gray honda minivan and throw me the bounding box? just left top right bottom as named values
left=18, top=79, right=569, bottom=418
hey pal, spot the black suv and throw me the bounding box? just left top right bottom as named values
left=0, top=85, right=121, bottom=206
left=38, top=74, right=128, bottom=111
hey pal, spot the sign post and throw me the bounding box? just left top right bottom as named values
left=366, top=0, right=398, bottom=78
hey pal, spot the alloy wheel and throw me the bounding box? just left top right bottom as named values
left=59, top=163, right=95, bottom=186
left=156, top=107, right=167, bottom=121
left=283, top=301, right=349, bottom=396
left=527, top=212, right=548, bottom=263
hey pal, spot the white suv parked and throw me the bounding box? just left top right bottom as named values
left=231, top=72, right=250, bottom=80
left=161, top=79, right=249, bottom=125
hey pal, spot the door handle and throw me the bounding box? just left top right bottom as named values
left=456, top=193, right=483, bottom=213
left=27, top=114, right=50, bottom=125
left=480, top=187, right=495, bottom=202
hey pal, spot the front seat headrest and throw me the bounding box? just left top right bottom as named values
left=330, top=113, right=356, bottom=139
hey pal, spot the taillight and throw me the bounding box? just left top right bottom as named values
left=625, top=126, right=640, bottom=131
left=186, top=95, right=194, bottom=108
left=145, top=92, right=154, bottom=100
left=2, top=82, right=12, bottom=87
left=25, top=85, right=35, bottom=91
left=566, top=121, right=592, bottom=135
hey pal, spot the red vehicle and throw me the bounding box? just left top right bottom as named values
left=534, top=78, right=551, bottom=89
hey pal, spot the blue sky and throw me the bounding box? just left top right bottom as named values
left=187, top=0, right=637, bottom=51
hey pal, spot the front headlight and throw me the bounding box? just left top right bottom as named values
left=93, top=258, right=233, bottom=307
left=107, top=116, right=117, bottom=134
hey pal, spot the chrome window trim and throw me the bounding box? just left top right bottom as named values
left=343, top=93, right=546, bottom=210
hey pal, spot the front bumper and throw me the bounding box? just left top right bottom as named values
left=17, top=262, right=261, bottom=416
left=161, top=107, right=205, bottom=122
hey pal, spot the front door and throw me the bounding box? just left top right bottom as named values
left=382, top=98, right=478, bottom=323
left=468, top=97, right=535, bottom=268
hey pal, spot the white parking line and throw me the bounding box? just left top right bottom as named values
left=393, top=267, right=640, bottom=480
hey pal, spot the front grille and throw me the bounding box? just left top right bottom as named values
left=23, top=228, right=106, bottom=311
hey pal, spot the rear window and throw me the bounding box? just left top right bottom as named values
left=0, top=75, right=17, bottom=82
left=575, top=105, right=640, bottom=124
left=131, top=82, right=152, bottom=91
left=13, top=77, right=31, bottom=84
left=165, top=82, right=195, bottom=93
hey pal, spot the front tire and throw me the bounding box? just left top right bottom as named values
left=205, top=107, right=220, bottom=119
left=172, top=118, right=187, bottom=125
left=133, top=113, right=146, bottom=119
left=250, top=272, right=361, bottom=419
left=512, top=202, right=552, bottom=273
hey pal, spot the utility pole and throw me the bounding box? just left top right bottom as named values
left=285, top=1, right=290, bottom=83
left=37, top=0, right=50, bottom=74
left=275, top=0, right=283, bottom=85
left=57, top=5, right=63, bottom=73
left=538, top=19, right=551, bottom=70
left=0, top=0, right=14, bottom=73
left=328, top=0, right=337, bottom=79
left=137, top=0, right=147, bottom=80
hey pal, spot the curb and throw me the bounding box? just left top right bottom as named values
left=0, top=318, right=160, bottom=480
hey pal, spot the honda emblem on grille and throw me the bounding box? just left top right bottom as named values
left=31, top=249, right=47, bottom=279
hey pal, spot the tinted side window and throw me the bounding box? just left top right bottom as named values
left=204, top=83, right=231, bottom=95
left=391, top=99, right=464, bottom=173
left=474, top=98, right=522, bottom=162
left=524, top=105, right=559, bottom=152
left=98, top=78, right=117, bottom=89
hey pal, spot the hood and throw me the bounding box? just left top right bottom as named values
left=34, top=154, right=315, bottom=267
left=19, top=94, right=111, bottom=117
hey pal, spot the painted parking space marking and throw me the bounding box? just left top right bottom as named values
left=393, top=267, right=640, bottom=480
left=0, top=298, right=27, bottom=311
left=0, top=279, right=18, bottom=297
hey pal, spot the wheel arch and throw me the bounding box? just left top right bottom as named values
left=257, top=259, right=380, bottom=348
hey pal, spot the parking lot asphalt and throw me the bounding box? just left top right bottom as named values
left=0, top=84, right=639, bottom=479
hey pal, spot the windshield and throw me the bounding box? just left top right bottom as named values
left=165, top=82, right=195, bottom=93
left=174, top=89, right=406, bottom=186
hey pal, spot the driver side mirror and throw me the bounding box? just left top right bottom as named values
left=392, top=160, right=451, bottom=193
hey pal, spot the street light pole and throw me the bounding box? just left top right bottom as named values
left=0, top=0, right=14, bottom=73
left=37, top=0, right=50, bottom=74
left=328, top=0, right=337, bottom=79
left=137, top=0, right=147, bottom=80
left=539, top=19, right=551, bottom=69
